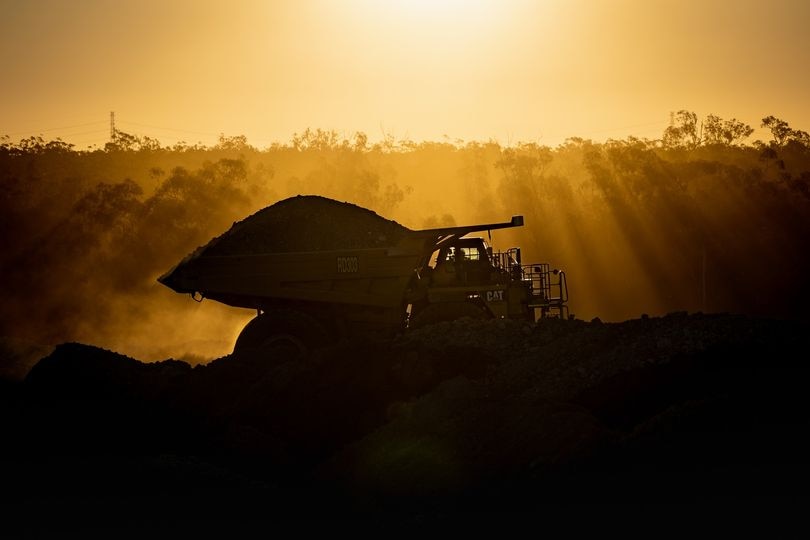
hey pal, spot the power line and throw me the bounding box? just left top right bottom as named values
left=3, top=120, right=107, bottom=137
left=54, top=129, right=109, bottom=138
left=116, top=120, right=220, bottom=137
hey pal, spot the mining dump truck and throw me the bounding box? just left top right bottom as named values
left=159, top=196, right=568, bottom=356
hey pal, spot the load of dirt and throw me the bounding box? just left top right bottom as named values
left=4, top=312, right=810, bottom=525
left=198, top=195, right=411, bottom=256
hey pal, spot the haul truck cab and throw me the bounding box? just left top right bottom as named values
left=407, top=232, right=567, bottom=329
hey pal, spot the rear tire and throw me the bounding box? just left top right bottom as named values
left=408, top=301, right=490, bottom=330
left=233, top=307, right=328, bottom=362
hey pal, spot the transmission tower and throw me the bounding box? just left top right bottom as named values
left=110, top=111, right=116, bottom=140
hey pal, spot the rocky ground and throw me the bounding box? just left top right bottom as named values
left=2, top=312, right=809, bottom=532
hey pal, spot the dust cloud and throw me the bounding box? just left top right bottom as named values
left=1, top=115, right=809, bottom=361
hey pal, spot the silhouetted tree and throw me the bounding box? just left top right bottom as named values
left=104, top=130, right=161, bottom=152
left=353, top=132, right=368, bottom=152
left=291, top=128, right=340, bottom=151
left=703, top=115, right=753, bottom=145
left=663, top=110, right=701, bottom=149
left=762, top=116, right=810, bottom=148
left=215, top=134, right=253, bottom=152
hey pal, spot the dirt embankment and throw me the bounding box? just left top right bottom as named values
left=2, top=312, right=809, bottom=526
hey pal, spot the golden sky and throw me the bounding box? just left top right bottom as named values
left=1, top=0, right=808, bottom=148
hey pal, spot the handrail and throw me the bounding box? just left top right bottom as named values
left=558, top=270, right=569, bottom=304
left=410, top=216, right=524, bottom=251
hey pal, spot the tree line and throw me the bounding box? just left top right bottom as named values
left=1, top=112, right=808, bottom=360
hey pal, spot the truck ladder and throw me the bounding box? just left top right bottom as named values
left=523, top=263, right=568, bottom=319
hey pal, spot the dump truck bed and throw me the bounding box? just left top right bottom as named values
left=159, top=238, right=429, bottom=310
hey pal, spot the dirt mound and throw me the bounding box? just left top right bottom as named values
left=321, top=313, right=810, bottom=506
left=200, top=195, right=411, bottom=255
left=25, top=342, right=191, bottom=401
left=5, top=313, right=810, bottom=523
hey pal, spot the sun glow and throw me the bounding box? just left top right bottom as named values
left=337, top=0, right=521, bottom=41
left=2, top=1, right=808, bottom=148
left=381, top=0, right=501, bottom=19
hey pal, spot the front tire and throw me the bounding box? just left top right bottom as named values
left=233, top=307, right=327, bottom=362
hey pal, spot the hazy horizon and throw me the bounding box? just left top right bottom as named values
left=2, top=0, right=809, bottom=149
